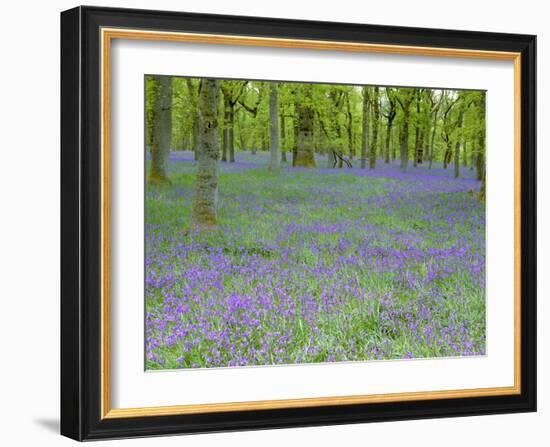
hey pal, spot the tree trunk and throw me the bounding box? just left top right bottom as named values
left=192, top=79, right=220, bottom=227
left=443, top=143, right=452, bottom=169
left=384, top=120, right=393, bottom=164
left=228, top=105, right=235, bottom=163
left=476, top=132, right=485, bottom=181
left=193, top=119, right=199, bottom=160
left=347, top=93, right=354, bottom=159
left=399, top=118, right=410, bottom=171
left=281, top=114, right=287, bottom=163
left=222, top=94, right=235, bottom=163
left=360, top=86, right=369, bottom=169
left=479, top=169, right=486, bottom=202
left=392, top=129, right=397, bottom=161
left=251, top=133, right=257, bottom=155
left=454, top=141, right=461, bottom=178
left=185, top=78, right=199, bottom=161
left=454, top=110, right=464, bottom=178
left=145, top=77, right=157, bottom=155
left=269, top=83, right=280, bottom=169
left=428, top=109, right=438, bottom=169
left=221, top=96, right=229, bottom=162
left=370, top=87, right=379, bottom=169
left=294, top=92, right=316, bottom=168
left=149, top=76, right=172, bottom=184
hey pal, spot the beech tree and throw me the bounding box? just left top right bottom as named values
left=370, top=86, right=380, bottom=169
left=192, top=79, right=220, bottom=227
left=294, top=85, right=316, bottom=168
left=382, top=88, right=397, bottom=164
left=395, top=88, right=417, bottom=171
left=268, top=82, right=280, bottom=169
left=148, top=75, right=172, bottom=184
left=360, top=86, right=370, bottom=169
left=220, top=81, right=246, bottom=162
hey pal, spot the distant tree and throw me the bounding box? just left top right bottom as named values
left=441, top=91, right=460, bottom=169
left=427, top=90, right=443, bottom=169
left=382, top=88, right=397, bottom=164
left=395, top=88, right=417, bottom=171
left=185, top=78, right=200, bottom=160
left=237, top=82, right=264, bottom=155
left=268, top=82, right=280, bottom=169
left=220, top=81, right=246, bottom=162
left=148, top=76, right=172, bottom=184
left=192, top=79, right=220, bottom=227
left=294, top=85, right=316, bottom=168
left=360, top=86, right=370, bottom=169
left=454, top=102, right=465, bottom=178
left=370, top=86, right=380, bottom=169
left=412, top=89, right=426, bottom=167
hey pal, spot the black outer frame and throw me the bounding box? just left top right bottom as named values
left=60, top=5, right=536, bottom=441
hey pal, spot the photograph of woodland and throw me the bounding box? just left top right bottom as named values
left=145, top=76, right=486, bottom=370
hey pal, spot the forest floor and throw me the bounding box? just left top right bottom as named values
left=145, top=151, right=485, bottom=369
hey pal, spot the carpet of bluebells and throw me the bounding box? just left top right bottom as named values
left=145, top=151, right=485, bottom=369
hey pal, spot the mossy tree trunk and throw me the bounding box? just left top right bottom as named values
left=149, top=76, right=172, bottom=184
left=192, top=79, right=220, bottom=228
left=145, top=76, right=157, bottom=155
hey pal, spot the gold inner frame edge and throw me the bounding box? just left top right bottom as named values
left=100, top=27, right=522, bottom=419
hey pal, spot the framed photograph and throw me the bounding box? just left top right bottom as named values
left=60, top=5, right=536, bottom=441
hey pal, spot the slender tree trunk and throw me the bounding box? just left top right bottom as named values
left=184, top=78, right=199, bottom=160
left=384, top=119, right=393, bottom=164
left=269, top=83, right=280, bottom=169
left=428, top=110, right=438, bottom=169
left=479, top=169, right=486, bottom=202
left=443, top=143, right=451, bottom=169
left=193, top=119, right=199, bottom=160
left=251, top=133, right=257, bottom=155
left=454, top=111, right=464, bottom=178
left=294, top=90, right=316, bottom=168
left=370, top=87, right=379, bottom=169
left=399, top=117, right=410, bottom=171
left=392, top=129, right=397, bottom=161
left=192, top=79, right=220, bottom=227
left=347, top=94, right=354, bottom=160
left=454, top=141, right=461, bottom=178
left=336, top=122, right=343, bottom=168
left=418, top=126, right=429, bottom=164
left=228, top=105, right=235, bottom=162
left=360, top=86, right=369, bottom=169
left=221, top=95, right=229, bottom=162
left=149, top=76, right=172, bottom=184
left=281, top=114, right=287, bottom=163
left=413, top=98, right=421, bottom=168
left=476, top=132, right=485, bottom=181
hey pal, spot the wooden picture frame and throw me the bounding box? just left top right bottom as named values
left=61, top=5, right=536, bottom=441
